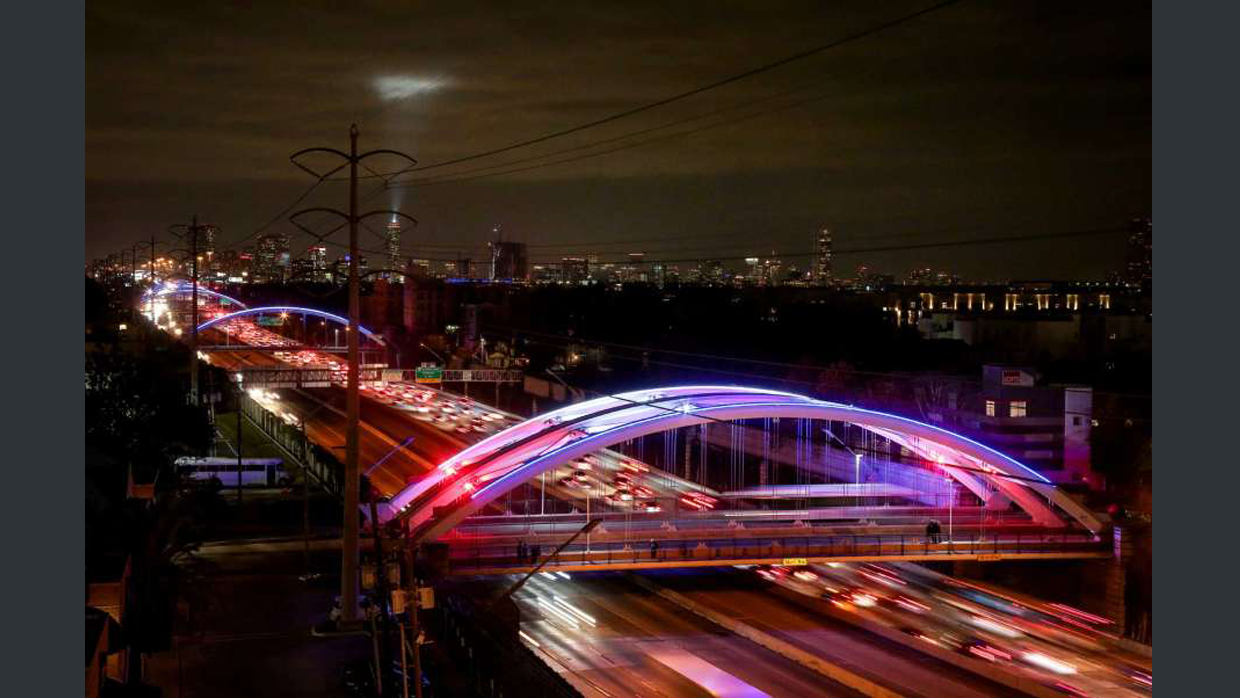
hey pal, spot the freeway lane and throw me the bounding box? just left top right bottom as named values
left=645, top=569, right=1023, bottom=698
left=498, top=572, right=863, bottom=698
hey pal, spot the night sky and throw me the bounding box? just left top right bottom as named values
left=87, top=1, right=1150, bottom=281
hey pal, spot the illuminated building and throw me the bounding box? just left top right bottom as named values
left=813, top=227, right=833, bottom=285
left=253, top=233, right=290, bottom=283
left=561, top=257, right=589, bottom=284
left=385, top=218, right=403, bottom=282
left=488, top=231, right=528, bottom=281
left=1124, top=217, right=1152, bottom=287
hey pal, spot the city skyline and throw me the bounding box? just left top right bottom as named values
left=87, top=1, right=1149, bottom=280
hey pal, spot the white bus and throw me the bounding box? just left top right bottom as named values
left=175, top=457, right=291, bottom=488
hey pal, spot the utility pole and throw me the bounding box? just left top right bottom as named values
left=289, top=125, right=417, bottom=627
left=189, top=215, right=199, bottom=405
left=149, top=234, right=158, bottom=321
left=170, top=217, right=203, bottom=405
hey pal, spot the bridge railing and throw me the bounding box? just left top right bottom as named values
left=445, top=531, right=1106, bottom=572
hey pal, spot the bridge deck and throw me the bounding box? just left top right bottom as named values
left=444, top=532, right=1108, bottom=575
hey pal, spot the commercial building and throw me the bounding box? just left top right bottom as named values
left=814, top=227, right=833, bottom=285
left=385, top=218, right=403, bottom=282
left=1124, top=217, right=1152, bottom=287
left=488, top=239, right=528, bottom=281
left=252, top=233, right=290, bottom=283
left=561, top=256, right=589, bottom=284
left=919, top=365, right=1098, bottom=489
left=308, top=245, right=329, bottom=282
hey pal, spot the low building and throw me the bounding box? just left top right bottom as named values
left=919, top=365, right=1098, bottom=489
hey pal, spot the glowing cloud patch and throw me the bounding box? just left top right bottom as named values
left=374, top=75, right=445, bottom=101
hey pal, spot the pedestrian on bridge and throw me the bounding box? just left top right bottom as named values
left=650, top=539, right=659, bottom=560
left=530, top=543, right=541, bottom=564
left=517, top=540, right=527, bottom=564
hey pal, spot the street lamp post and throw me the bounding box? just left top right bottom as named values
left=854, top=452, right=862, bottom=509
left=946, top=476, right=954, bottom=551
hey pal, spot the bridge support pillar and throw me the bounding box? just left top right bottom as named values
left=1103, top=525, right=1133, bottom=630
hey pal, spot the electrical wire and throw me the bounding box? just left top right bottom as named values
left=396, top=0, right=964, bottom=175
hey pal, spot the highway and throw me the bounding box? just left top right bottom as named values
left=187, top=315, right=1144, bottom=697
left=497, top=571, right=864, bottom=697
left=746, top=562, right=1152, bottom=697
left=637, top=570, right=1022, bottom=698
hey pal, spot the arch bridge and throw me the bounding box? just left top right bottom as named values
left=196, top=306, right=385, bottom=346
left=379, top=386, right=1109, bottom=574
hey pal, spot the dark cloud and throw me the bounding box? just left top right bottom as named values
left=87, top=0, right=1150, bottom=280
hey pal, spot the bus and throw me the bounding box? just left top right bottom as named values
left=174, top=457, right=291, bottom=488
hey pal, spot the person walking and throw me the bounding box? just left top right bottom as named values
left=649, top=539, right=659, bottom=560
left=517, top=540, right=527, bottom=564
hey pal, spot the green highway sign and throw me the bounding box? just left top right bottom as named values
left=256, top=315, right=284, bottom=326
left=415, top=366, right=443, bottom=383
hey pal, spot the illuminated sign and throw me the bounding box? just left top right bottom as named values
left=1001, top=370, right=1034, bottom=386
left=415, top=366, right=443, bottom=384
left=782, top=557, right=808, bottom=566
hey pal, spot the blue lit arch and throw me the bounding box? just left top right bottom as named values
left=196, top=306, right=384, bottom=345
left=147, top=282, right=249, bottom=309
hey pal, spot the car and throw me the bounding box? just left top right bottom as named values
left=620, top=460, right=649, bottom=473
left=639, top=502, right=662, bottom=513
left=679, top=496, right=709, bottom=511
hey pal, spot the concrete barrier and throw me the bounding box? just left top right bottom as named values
left=627, top=573, right=904, bottom=698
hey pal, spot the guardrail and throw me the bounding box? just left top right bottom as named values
left=240, top=393, right=342, bottom=495
left=445, top=531, right=1107, bottom=573
left=233, top=366, right=384, bottom=388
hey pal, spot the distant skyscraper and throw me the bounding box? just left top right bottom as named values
left=201, top=224, right=219, bottom=274
left=254, top=233, right=290, bottom=283
left=407, top=258, right=431, bottom=278
left=1124, top=217, right=1152, bottom=287
left=308, top=245, right=329, bottom=282
left=651, top=263, right=666, bottom=288
left=488, top=227, right=528, bottom=281
left=561, top=257, right=589, bottom=283
left=332, top=254, right=367, bottom=284
left=385, top=218, right=403, bottom=282
left=814, top=227, right=833, bottom=285
left=745, top=257, right=761, bottom=284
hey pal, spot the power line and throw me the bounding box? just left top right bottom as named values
left=392, top=79, right=830, bottom=187
left=493, top=326, right=1153, bottom=403
left=392, top=87, right=848, bottom=187
left=514, top=227, right=1128, bottom=265
left=394, top=0, right=964, bottom=176
left=219, top=178, right=326, bottom=252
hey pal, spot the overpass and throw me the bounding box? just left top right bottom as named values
left=149, top=291, right=1109, bottom=573
left=376, top=386, right=1108, bottom=573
